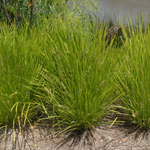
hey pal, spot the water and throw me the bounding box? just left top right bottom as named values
left=68, top=0, right=150, bottom=25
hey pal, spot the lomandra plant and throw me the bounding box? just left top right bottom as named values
left=36, top=16, right=117, bottom=135
left=0, top=23, right=41, bottom=140
left=115, top=18, right=150, bottom=129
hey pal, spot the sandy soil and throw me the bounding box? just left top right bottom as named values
left=0, top=116, right=150, bottom=150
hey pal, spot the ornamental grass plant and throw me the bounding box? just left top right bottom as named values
left=115, top=17, right=150, bottom=129
left=0, top=23, right=42, bottom=140
left=33, top=16, right=118, bottom=135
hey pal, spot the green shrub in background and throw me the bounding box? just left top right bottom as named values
left=0, top=0, right=100, bottom=29
left=0, top=0, right=69, bottom=27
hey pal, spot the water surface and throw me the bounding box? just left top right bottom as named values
left=68, top=0, right=150, bottom=25
left=98, top=0, right=150, bottom=24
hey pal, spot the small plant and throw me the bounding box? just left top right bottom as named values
left=33, top=143, right=38, bottom=148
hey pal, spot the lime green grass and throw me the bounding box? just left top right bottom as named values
left=0, top=23, right=42, bottom=140
left=34, top=17, right=118, bottom=135
left=115, top=19, right=150, bottom=128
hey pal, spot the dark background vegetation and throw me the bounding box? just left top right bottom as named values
left=0, top=0, right=68, bottom=27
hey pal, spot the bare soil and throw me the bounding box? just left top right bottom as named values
left=0, top=116, right=150, bottom=150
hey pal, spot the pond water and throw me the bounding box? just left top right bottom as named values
left=68, top=0, right=150, bottom=25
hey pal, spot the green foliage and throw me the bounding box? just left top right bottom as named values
left=0, top=0, right=68, bottom=27
left=0, top=1, right=105, bottom=138
left=2, top=3, right=150, bottom=142
left=0, top=23, right=42, bottom=139
left=33, top=16, right=117, bottom=134
left=115, top=18, right=150, bottom=128
left=0, top=0, right=101, bottom=32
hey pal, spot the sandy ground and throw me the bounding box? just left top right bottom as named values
left=0, top=116, right=150, bottom=150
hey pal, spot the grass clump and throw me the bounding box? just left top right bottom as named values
left=115, top=19, right=150, bottom=129
left=0, top=23, right=42, bottom=138
left=34, top=17, right=118, bottom=135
